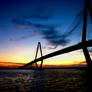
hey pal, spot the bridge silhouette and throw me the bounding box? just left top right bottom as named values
left=19, top=0, right=92, bottom=69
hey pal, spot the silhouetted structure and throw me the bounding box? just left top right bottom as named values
left=82, top=0, right=92, bottom=68
left=35, top=42, right=43, bottom=69
left=19, top=0, right=92, bottom=69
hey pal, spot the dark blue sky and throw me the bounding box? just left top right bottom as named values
left=0, top=0, right=92, bottom=64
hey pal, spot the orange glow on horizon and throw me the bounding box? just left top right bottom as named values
left=0, top=60, right=87, bottom=68
left=0, top=62, right=24, bottom=68
left=0, top=48, right=91, bottom=68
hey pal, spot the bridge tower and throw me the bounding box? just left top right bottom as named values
left=35, top=42, right=43, bottom=69
left=82, top=0, right=92, bottom=68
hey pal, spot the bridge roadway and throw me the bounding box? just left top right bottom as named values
left=20, top=40, right=92, bottom=68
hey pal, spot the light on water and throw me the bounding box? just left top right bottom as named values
left=0, top=69, right=87, bottom=92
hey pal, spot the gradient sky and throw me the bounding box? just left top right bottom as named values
left=0, top=0, right=92, bottom=66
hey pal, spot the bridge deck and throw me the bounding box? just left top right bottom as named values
left=20, top=40, right=92, bottom=68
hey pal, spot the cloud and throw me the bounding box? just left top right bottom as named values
left=41, top=27, right=69, bottom=46
left=12, top=18, right=69, bottom=47
left=11, top=11, right=82, bottom=49
left=40, top=11, right=82, bottom=47
left=9, top=33, right=38, bottom=41
left=12, top=18, right=33, bottom=27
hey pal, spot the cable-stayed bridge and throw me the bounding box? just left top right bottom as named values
left=19, top=0, right=92, bottom=69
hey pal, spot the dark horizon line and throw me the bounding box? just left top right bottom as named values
left=0, top=65, right=87, bottom=70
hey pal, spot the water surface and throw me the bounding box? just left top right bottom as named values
left=0, top=69, right=88, bottom=92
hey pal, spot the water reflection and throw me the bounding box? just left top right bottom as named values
left=0, top=69, right=88, bottom=92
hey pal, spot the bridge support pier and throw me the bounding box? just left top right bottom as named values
left=82, top=0, right=92, bottom=69
left=35, top=42, right=43, bottom=69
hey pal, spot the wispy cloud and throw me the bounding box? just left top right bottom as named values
left=9, top=33, right=38, bottom=41
left=11, top=11, right=82, bottom=49
left=12, top=18, right=69, bottom=47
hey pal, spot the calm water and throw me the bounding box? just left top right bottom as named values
left=0, top=69, right=88, bottom=92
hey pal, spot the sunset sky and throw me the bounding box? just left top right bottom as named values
left=0, top=0, right=92, bottom=67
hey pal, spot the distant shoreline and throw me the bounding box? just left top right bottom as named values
left=0, top=67, right=87, bottom=70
